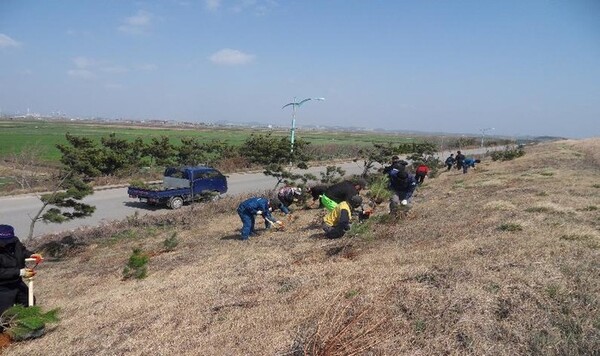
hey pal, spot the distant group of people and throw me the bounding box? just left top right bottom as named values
left=445, top=150, right=480, bottom=173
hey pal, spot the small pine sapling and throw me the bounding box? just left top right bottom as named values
left=122, top=248, right=149, bottom=280
left=0, top=305, right=59, bottom=341
left=163, top=232, right=179, bottom=251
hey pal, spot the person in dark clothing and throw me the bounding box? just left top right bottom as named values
left=445, top=154, right=455, bottom=171
left=0, top=224, right=43, bottom=315
left=236, top=198, right=282, bottom=240
left=455, top=151, right=465, bottom=170
left=387, top=168, right=417, bottom=214
left=320, top=179, right=366, bottom=211
left=307, top=185, right=328, bottom=208
left=322, top=195, right=363, bottom=239
left=415, top=164, right=429, bottom=185
left=382, top=155, right=408, bottom=176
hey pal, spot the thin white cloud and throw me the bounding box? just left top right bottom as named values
left=206, top=0, right=222, bottom=10
left=118, top=10, right=154, bottom=35
left=67, top=69, right=96, bottom=80
left=0, top=33, right=21, bottom=48
left=73, top=56, right=96, bottom=69
left=101, top=66, right=129, bottom=74
left=232, top=0, right=277, bottom=15
left=209, top=48, right=255, bottom=65
left=70, top=56, right=128, bottom=79
left=136, top=63, right=158, bottom=71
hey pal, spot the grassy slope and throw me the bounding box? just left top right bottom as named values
left=10, top=139, right=600, bottom=355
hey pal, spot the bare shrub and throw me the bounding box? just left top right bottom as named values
left=289, top=295, right=390, bottom=355
left=215, top=155, right=254, bottom=173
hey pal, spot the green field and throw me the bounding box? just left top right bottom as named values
left=0, top=120, right=419, bottom=162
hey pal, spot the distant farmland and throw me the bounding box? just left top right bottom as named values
left=0, top=119, right=422, bottom=162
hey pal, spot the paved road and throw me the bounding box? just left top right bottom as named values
left=0, top=147, right=501, bottom=238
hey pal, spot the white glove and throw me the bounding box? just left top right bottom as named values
left=256, top=210, right=263, bottom=215
left=401, top=200, right=408, bottom=206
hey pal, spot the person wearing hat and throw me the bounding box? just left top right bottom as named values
left=276, top=186, right=303, bottom=214
left=236, top=197, right=282, bottom=240
left=0, top=224, right=43, bottom=314
left=322, top=195, right=363, bottom=239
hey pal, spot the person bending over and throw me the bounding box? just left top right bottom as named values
left=322, top=195, right=363, bottom=239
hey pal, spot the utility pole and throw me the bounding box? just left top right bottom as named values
left=480, top=127, right=495, bottom=148
left=282, top=97, right=325, bottom=162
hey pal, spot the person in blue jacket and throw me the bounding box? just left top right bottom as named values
left=236, top=197, right=282, bottom=240
left=462, top=158, right=481, bottom=174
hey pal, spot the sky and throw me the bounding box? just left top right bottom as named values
left=0, top=0, right=599, bottom=138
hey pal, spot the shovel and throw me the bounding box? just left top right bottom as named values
left=265, top=218, right=285, bottom=230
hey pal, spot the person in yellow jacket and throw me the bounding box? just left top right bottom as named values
left=322, top=195, right=363, bottom=239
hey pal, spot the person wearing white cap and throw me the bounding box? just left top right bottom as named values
left=276, top=186, right=303, bottom=214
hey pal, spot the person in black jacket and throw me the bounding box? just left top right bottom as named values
left=455, top=151, right=465, bottom=170
left=320, top=179, right=366, bottom=211
left=445, top=154, right=455, bottom=171
left=382, top=155, right=408, bottom=176
left=388, top=171, right=417, bottom=214
left=0, top=224, right=43, bottom=314
left=307, top=184, right=329, bottom=208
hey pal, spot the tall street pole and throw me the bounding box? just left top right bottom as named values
left=282, top=97, right=324, bottom=160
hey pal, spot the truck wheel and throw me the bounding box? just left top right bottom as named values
left=169, top=197, right=184, bottom=209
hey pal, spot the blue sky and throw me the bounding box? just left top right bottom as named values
left=0, top=0, right=598, bottom=138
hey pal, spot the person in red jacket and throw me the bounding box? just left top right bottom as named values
left=415, top=164, right=429, bottom=185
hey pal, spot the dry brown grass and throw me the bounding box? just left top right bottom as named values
left=7, top=139, right=600, bottom=355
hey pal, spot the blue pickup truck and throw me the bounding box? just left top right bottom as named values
left=128, top=166, right=228, bottom=209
